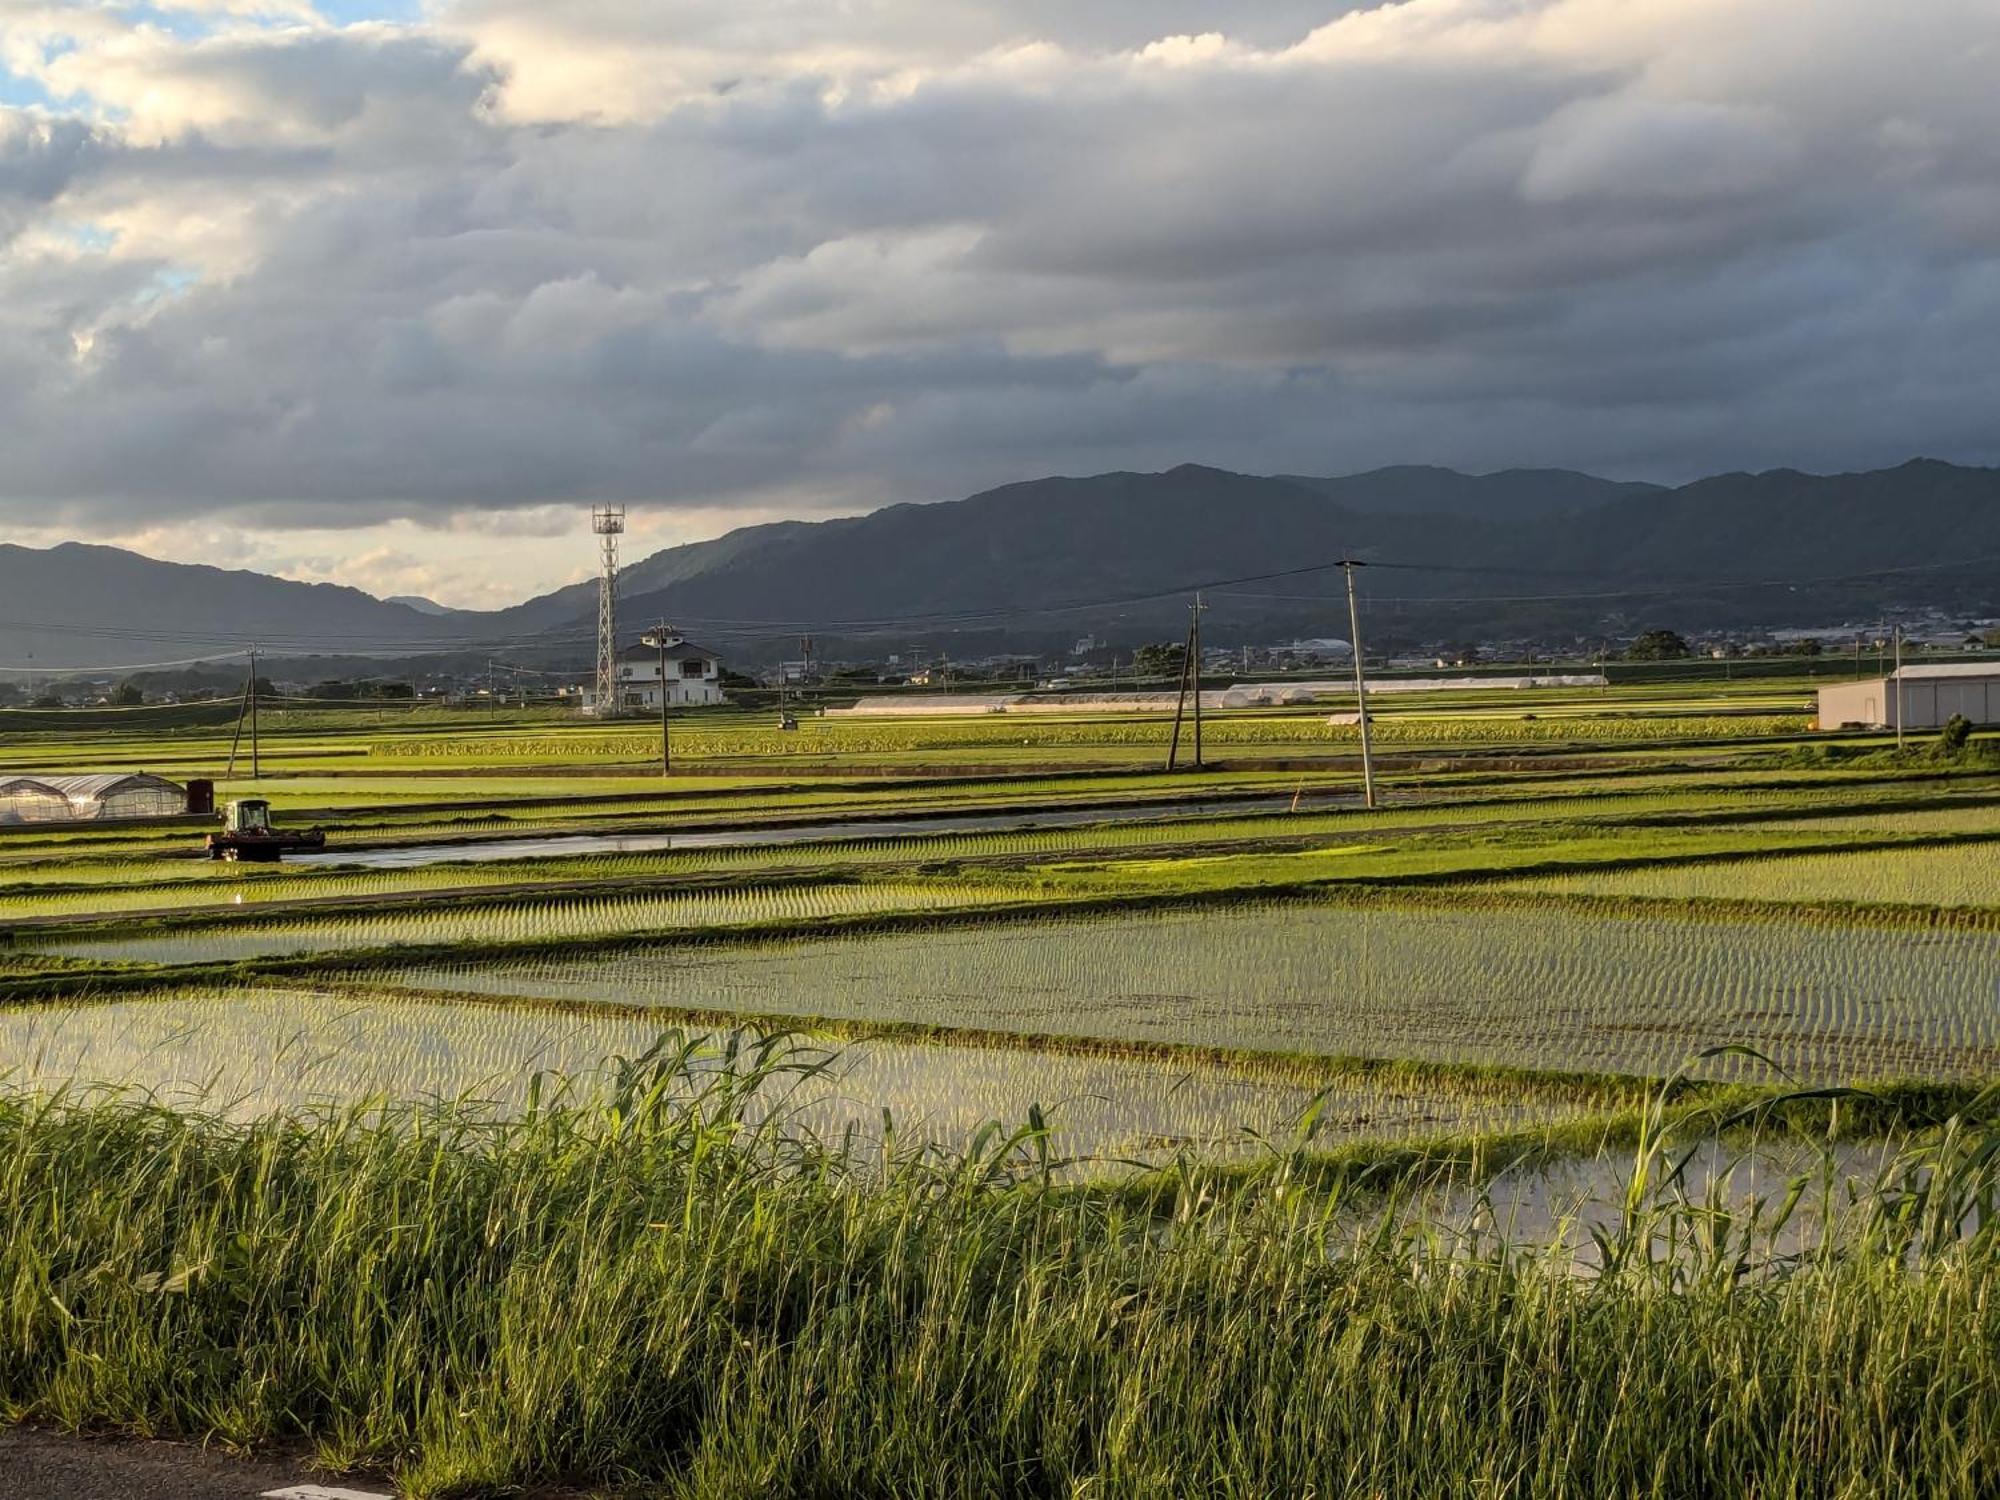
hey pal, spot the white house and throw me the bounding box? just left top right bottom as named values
left=601, top=634, right=726, bottom=712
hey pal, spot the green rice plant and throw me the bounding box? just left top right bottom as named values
left=0, top=865, right=504, bottom=919
left=0, top=990, right=1626, bottom=1163
left=1760, top=802, right=2000, bottom=836
left=0, top=787, right=1859, bottom=920
left=33, top=879, right=1026, bottom=965
left=1497, top=841, right=2000, bottom=909
left=378, top=893, right=2000, bottom=1086
left=381, top=711, right=1807, bottom=763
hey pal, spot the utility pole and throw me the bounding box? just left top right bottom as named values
left=1164, top=610, right=1200, bottom=772
left=249, top=647, right=261, bottom=781
left=1342, top=562, right=1376, bottom=809
left=225, top=651, right=253, bottom=778
left=1190, top=592, right=1208, bottom=768
left=645, top=622, right=673, bottom=776
left=488, top=660, right=497, bottom=710
left=1893, top=624, right=1904, bottom=753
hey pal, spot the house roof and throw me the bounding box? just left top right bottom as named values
left=618, top=638, right=718, bottom=663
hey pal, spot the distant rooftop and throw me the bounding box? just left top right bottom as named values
left=1892, top=662, right=2000, bottom=680
left=617, top=638, right=718, bottom=662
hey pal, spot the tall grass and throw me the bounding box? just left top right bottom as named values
left=1, top=1044, right=1996, bottom=1497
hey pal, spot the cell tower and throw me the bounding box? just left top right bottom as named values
left=591, top=506, right=625, bottom=715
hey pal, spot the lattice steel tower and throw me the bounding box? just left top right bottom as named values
left=591, top=506, right=626, bottom=715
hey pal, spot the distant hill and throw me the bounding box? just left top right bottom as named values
left=385, top=595, right=459, bottom=617
left=580, top=459, right=2000, bottom=657
left=0, top=543, right=466, bottom=669
left=5, top=460, right=1995, bottom=673
left=1274, top=466, right=1661, bottom=518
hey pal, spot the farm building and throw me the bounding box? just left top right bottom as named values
left=594, top=633, right=726, bottom=712
left=0, top=772, right=190, bottom=824
left=1816, top=663, right=2000, bottom=730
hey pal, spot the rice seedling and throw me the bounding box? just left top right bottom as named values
left=378, top=893, right=2000, bottom=1085
left=1498, top=840, right=2000, bottom=909
left=1761, top=802, right=2000, bottom=836
left=0, top=990, right=1621, bottom=1162
left=380, top=709, right=1807, bottom=763
left=31, top=878, right=1026, bottom=964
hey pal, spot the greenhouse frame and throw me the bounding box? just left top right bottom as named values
left=0, top=773, right=189, bottom=824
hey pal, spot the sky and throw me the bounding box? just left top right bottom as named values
left=1, top=1, right=1997, bottom=608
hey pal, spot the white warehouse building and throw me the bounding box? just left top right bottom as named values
left=1816, top=663, right=2000, bottom=731
left=602, top=633, right=726, bottom=712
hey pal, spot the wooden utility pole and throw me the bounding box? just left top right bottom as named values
left=1164, top=607, right=1200, bottom=771
left=1342, top=563, right=1375, bottom=809
left=249, top=647, right=260, bottom=781
left=225, top=651, right=253, bottom=778
left=1893, top=624, right=1904, bottom=753
left=650, top=622, right=673, bottom=775
left=1190, top=592, right=1208, bottom=768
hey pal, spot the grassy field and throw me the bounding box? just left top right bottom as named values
left=2, top=684, right=1997, bottom=1493
left=3, top=1066, right=1998, bottom=1497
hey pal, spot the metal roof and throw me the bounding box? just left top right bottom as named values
left=1892, top=663, right=2000, bottom=681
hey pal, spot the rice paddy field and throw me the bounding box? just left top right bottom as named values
left=4, top=682, right=2000, bottom=1495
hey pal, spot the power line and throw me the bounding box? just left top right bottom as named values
left=0, top=648, right=253, bottom=676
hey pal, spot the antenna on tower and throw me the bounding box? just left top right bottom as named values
left=591, top=506, right=626, bottom=716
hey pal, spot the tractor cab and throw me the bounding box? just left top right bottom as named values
left=226, top=799, right=274, bottom=836
left=206, top=797, right=326, bottom=862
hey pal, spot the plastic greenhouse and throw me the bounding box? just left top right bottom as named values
left=0, top=773, right=188, bottom=824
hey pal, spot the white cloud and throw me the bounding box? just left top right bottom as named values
left=0, top=0, right=1996, bottom=600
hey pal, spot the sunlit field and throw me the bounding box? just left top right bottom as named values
left=3, top=684, right=1996, bottom=1495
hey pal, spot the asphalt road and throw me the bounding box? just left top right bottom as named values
left=0, top=1427, right=390, bottom=1500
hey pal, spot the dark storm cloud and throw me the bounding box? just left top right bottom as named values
left=0, top=0, right=1997, bottom=539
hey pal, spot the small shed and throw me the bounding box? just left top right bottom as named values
left=0, top=773, right=189, bottom=824
left=1817, top=664, right=2000, bottom=731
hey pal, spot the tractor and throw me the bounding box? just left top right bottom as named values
left=205, top=798, right=326, bottom=862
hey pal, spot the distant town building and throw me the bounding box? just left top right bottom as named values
left=1817, top=663, right=2000, bottom=730
left=583, top=633, right=725, bottom=713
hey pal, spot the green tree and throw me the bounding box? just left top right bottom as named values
left=1133, top=641, right=1187, bottom=679
left=111, top=680, right=145, bottom=706
left=1941, top=714, right=1974, bottom=753
left=1625, top=629, right=1691, bottom=661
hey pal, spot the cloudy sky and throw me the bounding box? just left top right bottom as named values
left=2, top=0, right=1997, bottom=606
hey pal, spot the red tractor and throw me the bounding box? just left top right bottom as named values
left=205, top=798, right=326, bottom=862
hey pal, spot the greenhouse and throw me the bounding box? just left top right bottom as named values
left=0, top=773, right=188, bottom=824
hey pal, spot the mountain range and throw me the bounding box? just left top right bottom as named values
left=3, top=460, right=1995, bottom=673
